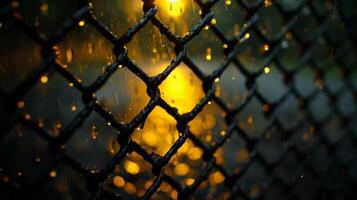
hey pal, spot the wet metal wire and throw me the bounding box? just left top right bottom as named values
left=0, top=0, right=357, bottom=199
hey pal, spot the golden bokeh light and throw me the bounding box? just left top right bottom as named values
left=142, top=131, right=159, bottom=147
left=209, top=171, right=225, bottom=184
left=174, top=163, right=189, bottom=176
left=206, top=48, right=212, bottom=61
left=49, top=170, right=57, bottom=178
left=264, top=66, right=271, bottom=74
left=124, top=182, right=137, bottom=194
left=210, top=18, right=217, bottom=25
left=165, top=0, right=184, bottom=17
left=124, top=160, right=140, bottom=175
left=185, top=178, right=195, bottom=186
left=159, top=66, right=204, bottom=114
left=244, top=32, right=250, bottom=39
left=113, top=176, right=125, bottom=188
left=187, top=147, right=203, bottom=160
left=71, top=104, right=77, bottom=112
left=78, top=20, right=85, bottom=27
left=263, top=44, right=270, bottom=52
left=17, top=101, right=25, bottom=109
left=132, top=106, right=177, bottom=156
left=40, top=75, right=48, bottom=84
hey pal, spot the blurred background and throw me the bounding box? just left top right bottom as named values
left=0, top=0, right=357, bottom=199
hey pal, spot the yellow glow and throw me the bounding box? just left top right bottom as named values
left=209, top=171, right=225, bottom=184
left=263, top=44, right=269, bottom=51
left=244, top=33, right=250, bottom=39
left=185, top=178, right=195, bottom=186
left=171, top=190, right=178, bottom=199
left=124, top=160, right=140, bottom=175
left=159, top=66, right=203, bottom=114
left=132, top=107, right=177, bottom=155
left=215, top=148, right=224, bottom=164
left=178, top=142, right=189, bottom=154
left=142, top=131, right=159, bottom=146
left=264, top=66, right=271, bottom=74
left=174, top=163, right=189, bottom=176
left=187, top=147, right=203, bottom=160
left=220, top=130, right=226, bottom=136
left=71, top=104, right=77, bottom=112
left=40, top=75, right=48, bottom=84
left=204, top=114, right=216, bottom=129
left=78, top=20, right=85, bottom=27
left=167, top=0, right=184, bottom=17
left=113, top=176, right=125, bottom=188
left=129, top=62, right=223, bottom=179
left=206, top=48, right=212, bottom=61
left=211, top=18, right=217, bottom=25
left=225, top=0, right=232, bottom=6
left=66, top=48, right=73, bottom=63
left=205, top=134, right=212, bottom=142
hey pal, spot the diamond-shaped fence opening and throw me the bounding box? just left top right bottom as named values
left=0, top=0, right=357, bottom=199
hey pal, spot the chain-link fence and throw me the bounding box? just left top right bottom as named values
left=0, top=0, right=357, bottom=199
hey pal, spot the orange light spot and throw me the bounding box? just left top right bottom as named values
left=49, top=170, right=57, bottom=178
left=113, top=176, right=125, bottom=188
left=17, top=101, right=25, bottom=109
left=263, top=44, right=270, bottom=51
left=174, top=163, right=189, bottom=176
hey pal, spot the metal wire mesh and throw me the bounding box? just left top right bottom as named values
left=0, top=0, right=357, bottom=199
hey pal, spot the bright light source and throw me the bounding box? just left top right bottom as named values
left=264, top=66, right=271, bottom=74
left=167, top=0, right=184, bottom=17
